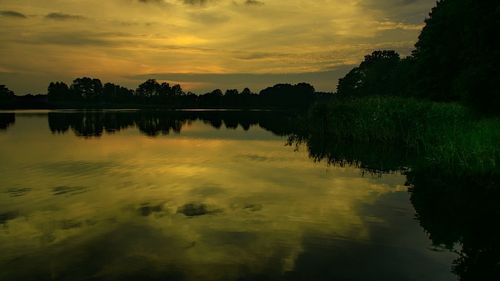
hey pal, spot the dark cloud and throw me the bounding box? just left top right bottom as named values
left=244, top=0, right=264, bottom=6
left=137, top=203, right=165, bottom=216
left=177, top=202, right=222, bottom=217
left=125, top=67, right=353, bottom=93
left=0, top=211, right=19, bottom=225
left=360, top=0, right=436, bottom=23
left=52, top=186, right=89, bottom=196
left=137, top=0, right=169, bottom=5
left=234, top=51, right=291, bottom=60
left=182, top=0, right=213, bottom=6
left=60, top=219, right=84, bottom=230
left=0, top=10, right=27, bottom=18
left=6, top=187, right=32, bottom=197
left=361, top=0, right=429, bottom=8
left=45, top=12, right=86, bottom=21
left=12, top=31, right=134, bottom=47
left=191, top=12, right=229, bottom=24
left=238, top=154, right=270, bottom=162
left=127, top=69, right=348, bottom=84
left=35, top=33, right=111, bottom=46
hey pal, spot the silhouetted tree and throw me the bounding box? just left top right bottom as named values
left=412, top=0, right=500, bottom=111
left=47, top=82, right=71, bottom=102
left=260, top=83, right=315, bottom=107
left=41, top=77, right=324, bottom=109
left=102, top=83, right=134, bottom=103
left=171, top=84, right=184, bottom=96
left=224, top=89, right=240, bottom=107
left=136, top=79, right=161, bottom=100
left=240, top=87, right=259, bottom=106
left=70, top=77, right=103, bottom=101
left=0, top=85, right=15, bottom=101
left=199, top=89, right=223, bottom=107
left=337, top=50, right=402, bottom=97
left=333, top=0, right=499, bottom=114
left=158, top=82, right=172, bottom=99
left=241, top=88, right=252, bottom=96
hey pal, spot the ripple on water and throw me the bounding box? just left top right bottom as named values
left=52, top=186, right=89, bottom=196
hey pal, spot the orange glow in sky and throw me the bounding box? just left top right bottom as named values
left=0, top=0, right=435, bottom=94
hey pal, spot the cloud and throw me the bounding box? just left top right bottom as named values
left=125, top=67, right=354, bottom=93
left=16, top=31, right=121, bottom=47
left=182, top=0, right=214, bottom=6
left=0, top=0, right=436, bottom=94
left=137, top=0, right=170, bottom=5
left=45, top=12, right=86, bottom=21
left=244, top=0, right=264, bottom=6
left=0, top=10, right=27, bottom=18
left=359, top=0, right=436, bottom=23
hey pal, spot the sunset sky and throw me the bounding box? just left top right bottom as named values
left=0, top=0, right=436, bottom=94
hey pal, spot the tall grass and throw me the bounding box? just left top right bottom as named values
left=307, top=96, right=500, bottom=174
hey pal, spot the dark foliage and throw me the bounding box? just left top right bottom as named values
left=48, top=82, right=72, bottom=101
left=289, top=105, right=500, bottom=280
left=414, top=0, right=500, bottom=112
left=336, top=0, right=500, bottom=114
left=13, top=77, right=322, bottom=109
left=0, top=85, right=15, bottom=101
left=260, top=83, right=316, bottom=107
left=408, top=169, right=500, bottom=281
left=337, top=51, right=402, bottom=97
left=71, top=77, right=103, bottom=100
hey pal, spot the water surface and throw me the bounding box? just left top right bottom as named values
left=0, top=111, right=458, bottom=281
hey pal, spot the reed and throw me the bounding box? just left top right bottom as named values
left=307, top=96, right=500, bottom=174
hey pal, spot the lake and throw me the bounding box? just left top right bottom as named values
left=0, top=110, right=461, bottom=281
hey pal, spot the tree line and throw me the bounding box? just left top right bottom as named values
left=335, top=0, right=499, bottom=114
left=1, top=78, right=329, bottom=109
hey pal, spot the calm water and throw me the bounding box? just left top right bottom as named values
left=0, top=111, right=458, bottom=281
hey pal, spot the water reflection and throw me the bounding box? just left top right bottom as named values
left=0, top=113, right=15, bottom=130
left=408, top=169, right=500, bottom=281
left=292, top=130, right=500, bottom=281
left=1, top=110, right=497, bottom=280
left=48, top=110, right=298, bottom=138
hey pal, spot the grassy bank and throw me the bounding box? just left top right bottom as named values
left=306, top=96, right=500, bottom=174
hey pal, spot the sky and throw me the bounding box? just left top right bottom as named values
left=0, top=0, right=436, bottom=94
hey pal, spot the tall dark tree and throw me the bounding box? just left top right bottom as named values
left=136, top=79, right=161, bottom=99
left=47, top=82, right=71, bottom=102
left=102, top=83, right=134, bottom=103
left=0, top=85, right=15, bottom=101
left=224, top=89, right=240, bottom=107
left=70, top=77, right=103, bottom=101
left=159, top=82, right=172, bottom=98
left=199, top=89, right=223, bottom=107
left=413, top=0, right=500, bottom=111
left=260, top=83, right=315, bottom=107
left=241, top=88, right=253, bottom=96
left=171, top=84, right=184, bottom=97
left=336, top=50, right=402, bottom=97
